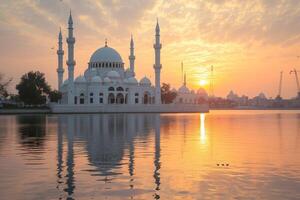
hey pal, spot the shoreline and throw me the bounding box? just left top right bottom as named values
left=1, top=107, right=300, bottom=114
left=211, top=107, right=300, bottom=110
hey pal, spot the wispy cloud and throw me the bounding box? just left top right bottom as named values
left=0, top=0, right=300, bottom=97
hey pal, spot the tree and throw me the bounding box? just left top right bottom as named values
left=16, top=71, right=51, bottom=105
left=49, top=90, right=62, bottom=103
left=161, top=83, right=177, bottom=104
left=0, top=73, right=12, bottom=99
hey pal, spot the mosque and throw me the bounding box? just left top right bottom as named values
left=52, top=12, right=208, bottom=113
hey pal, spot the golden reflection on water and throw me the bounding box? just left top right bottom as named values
left=200, top=113, right=206, bottom=145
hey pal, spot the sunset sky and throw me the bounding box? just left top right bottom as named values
left=1, top=0, right=300, bottom=98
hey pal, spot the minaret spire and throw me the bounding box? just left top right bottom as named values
left=57, top=27, right=64, bottom=90
left=68, top=10, right=73, bottom=25
left=153, top=19, right=162, bottom=104
left=66, top=10, right=76, bottom=104
left=129, top=34, right=135, bottom=73
left=181, top=61, right=184, bottom=84
left=184, top=72, right=186, bottom=86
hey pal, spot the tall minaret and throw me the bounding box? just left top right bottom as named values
left=57, top=28, right=64, bottom=91
left=184, top=72, right=186, bottom=86
left=66, top=11, right=76, bottom=104
left=153, top=20, right=162, bottom=104
left=129, top=35, right=135, bottom=73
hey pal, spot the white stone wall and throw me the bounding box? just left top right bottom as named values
left=61, top=81, right=155, bottom=105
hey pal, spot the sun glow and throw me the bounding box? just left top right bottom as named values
left=199, top=80, right=208, bottom=86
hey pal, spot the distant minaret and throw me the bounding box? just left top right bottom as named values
left=57, top=28, right=64, bottom=91
left=129, top=35, right=135, bottom=73
left=153, top=20, right=162, bottom=104
left=181, top=61, right=184, bottom=84
left=66, top=11, right=76, bottom=104
left=184, top=72, right=187, bottom=86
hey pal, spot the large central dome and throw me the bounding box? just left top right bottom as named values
left=90, top=46, right=123, bottom=63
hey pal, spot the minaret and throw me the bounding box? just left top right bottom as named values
left=184, top=72, right=186, bottom=86
left=153, top=19, right=162, bottom=104
left=66, top=11, right=76, bottom=104
left=57, top=28, right=64, bottom=91
left=129, top=35, right=135, bottom=73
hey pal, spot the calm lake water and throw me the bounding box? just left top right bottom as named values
left=0, top=110, right=300, bottom=200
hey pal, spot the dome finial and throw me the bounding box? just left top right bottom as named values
left=105, top=38, right=108, bottom=47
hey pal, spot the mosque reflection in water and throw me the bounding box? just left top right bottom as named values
left=6, top=111, right=300, bottom=199
left=55, top=114, right=162, bottom=199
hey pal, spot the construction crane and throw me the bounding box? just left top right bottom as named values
left=290, top=68, right=300, bottom=99
left=276, top=71, right=283, bottom=100
left=209, top=65, right=214, bottom=98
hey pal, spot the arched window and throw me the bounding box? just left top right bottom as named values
left=99, top=92, right=103, bottom=96
left=106, top=63, right=108, bottom=67
left=89, top=92, right=94, bottom=104
left=116, top=87, right=124, bottom=91
left=109, top=63, right=111, bottom=67
left=108, top=87, right=114, bottom=91
left=80, top=93, right=84, bottom=104
left=135, top=93, right=139, bottom=96
left=143, top=92, right=150, bottom=104
left=74, top=96, right=77, bottom=104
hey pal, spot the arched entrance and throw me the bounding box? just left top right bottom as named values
left=116, top=93, right=124, bottom=104
left=108, top=93, right=115, bottom=104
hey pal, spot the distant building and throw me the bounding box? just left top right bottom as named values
left=174, top=73, right=208, bottom=104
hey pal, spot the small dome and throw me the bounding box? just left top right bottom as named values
left=90, top=46, right=123, bottom=63
left=107, top=70, right=120, bottom=78
left=84, top=68, right=97, bottom=79
left=75, top=75, right=86, bottom=83
left=171, top=88, right=177, bottom=92
left=197, top=88, right=207, bottom=95
left=127, top=77, right=138, bottom=84
left=125, top=68, right=134, bottom=78
left=178, top=85, right=190, bottom=93
left=63, top=79, right=69, bottom=85
left=103, top=77, right=111, bottom=83
left=91, top=76, right=102, bottom=83
left=140, top=76, right=151, bottom=85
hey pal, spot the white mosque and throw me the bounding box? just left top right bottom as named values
left=51, top=12, right=208, bottom=113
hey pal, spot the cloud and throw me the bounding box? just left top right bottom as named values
left=0, top=0, right=300, bottom=97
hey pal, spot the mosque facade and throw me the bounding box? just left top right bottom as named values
left=52, top=12, right=208, bottom=113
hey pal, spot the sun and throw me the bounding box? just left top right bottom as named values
left=199, top=80, right=208, bottom=87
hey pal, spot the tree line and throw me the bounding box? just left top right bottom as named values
left=0, top=71, right=61, bottom=106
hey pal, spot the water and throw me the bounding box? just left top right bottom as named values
left=0, top=110, right=300, bottom=200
